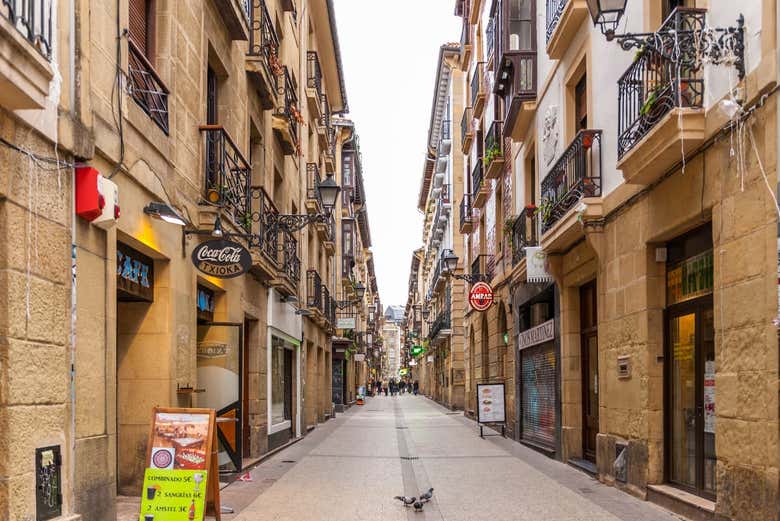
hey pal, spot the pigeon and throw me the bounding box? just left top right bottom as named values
left=413, top=501, right=424, bottom=512
left=394, top=496, right=416, bottom=507
left=419, top=487, right=434, bottom=503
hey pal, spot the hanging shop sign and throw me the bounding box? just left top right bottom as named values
left=410, top=345, right=425, bottom=357
left=191, top=240, right=251, bottom=279
left=666, top=249, right=713, bottom=306
left=517, top=319, right=555, bottom=351
left=336, top=317, right=356, bottom=330
left=468, top=282, right=494, bottom=312
left=526, top=246, right=553, bottom=283
left=117, top=242, right=154, bottom=302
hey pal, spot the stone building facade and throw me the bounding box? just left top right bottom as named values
left=0, top=1, right=380, bottom=520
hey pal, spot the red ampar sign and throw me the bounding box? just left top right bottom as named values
left=469, top=282, right=494, bottom=312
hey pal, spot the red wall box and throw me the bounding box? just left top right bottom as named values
left=75, top=166, right=104, bottom=221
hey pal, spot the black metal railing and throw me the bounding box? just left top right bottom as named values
left=617, top=9, right=705, bottom=159
left=546, top=0, right=567, bottom=42
left=306, top=163, right=322, bottom=209
left=280, top=230, right=300, bottom=283
left=307, top=269, right=322, bottom=310
left=486, top=17, right=495, bottom=58
left=471, top=62, right=485, bottom=108
left=250, top=186, right=278, bottom=263
left=429, top=310, right=451, bottom=340
left=320, top=93, right=332, bottom=132
left=461, top=107, right=473, bottom=146
left=484, top=120, right=504, bottom=167
left=441, top=119, right=451, bottom=142
left=276, top=66, right=299, bottom=146
left=1, top=0, right=52, bottom=59
left=471, top=160, right=484, bottom=196
left=328, top=213, right=336, bottom=243
left=471, top=254, right=494, bottom=280
left=201, top=125, right=252, bottom=232
left=460, top=194, right=474, bottom=230
left=540, top=129, right=602, bottom=233
left=511, top=206, right=539, bottom=265
left=248, top=0, right=280, bottom=65
left=322, top=285, right=331, bottom=321
left=128, top=40, right=170, bottom=134
left=306, top=51, right=322, bottom=96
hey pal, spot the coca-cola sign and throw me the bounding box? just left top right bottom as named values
left=191, top=239, right=252, bottom=279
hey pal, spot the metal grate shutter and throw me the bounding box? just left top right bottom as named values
left=520, top=342, right=556, bottom=448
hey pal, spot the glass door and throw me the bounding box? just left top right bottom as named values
left=666, top=298, right=715, bottom=498
left=196, top=322, right=243, bottom=472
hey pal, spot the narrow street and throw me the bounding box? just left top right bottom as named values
left=224, top=397, right=678, bottom=521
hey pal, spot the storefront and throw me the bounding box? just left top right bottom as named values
left=267, top=289, right=302, bottom=451
left=332, top=339, right=350, bottom=412
left=664, top=224, right=715, bottom=499
left=514, top=283, right=559, bottom=455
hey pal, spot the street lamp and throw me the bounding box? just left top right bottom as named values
left=421, top=307, right=430, bottom=320
left=586, top=1, right=746, bottom=80
left=264, top=173, right=341, bottom=233
left=334, top=280, right=367, bottom=309
left=441, top=249, right=488, bottom=284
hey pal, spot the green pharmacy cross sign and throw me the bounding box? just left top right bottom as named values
left=411, top=345, right=425, bottom=357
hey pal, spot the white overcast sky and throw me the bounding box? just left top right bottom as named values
left=334, top=0, right=461, bottom=308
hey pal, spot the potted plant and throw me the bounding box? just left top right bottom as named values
left=482, top=143, right=501, bottom=166
left=503, top=215, right=517, bottom=249
left=534, top=197, right=555, bottom=225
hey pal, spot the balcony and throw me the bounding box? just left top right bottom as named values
left=128, top=40, right=170, bottom=135
left=306, top=51, right=323, bottom=118
left=472, top=160, right=489, bottom=209
left=429, top=310, right=452, bottom=344
left=485, top=17, right=495, bottom=63
left=247, top=187, right=278, bottom=279
left=200, top=125, right=251, bottom=232
left=471, top=62, right=487, bottom=118
left=272, top=66, right=300, bottom=155
left=616, top=8, right=706, bottom=186
left=307, top=269, right=323, bottom=313
left=461, top=107, right=474, bottom=153
left=540, top=129, right=603, bottom=253
left=342, top=254, right=355, bottom=278
left=471, top=254, right=494, bottom=282
left=279, top=230, right=300, bottom=288
left=511, top=206, right=539, bottom=266
left=318, top=93, right=331, bottom=147
left=323, top=214, right=336, bottom=255
left=427, top=186, right=451, bottom=252
left=495, top=51, right=537, bottom=139
left=324, top=124, right=337, bottom=174
left=438, top=119, right=452, bottom=157
left=305, top=163, right=323, bottom=215
left=460, top=15, right=472, bottom=69
left=483, top=120, right=505, bottom=180
left=215, top=0, right=250, bottom=40
left=246, top=0, right=279, bottom=109
left=545, top=0, right=588, bottom=60
left=459, top=193, right=475, bottom=233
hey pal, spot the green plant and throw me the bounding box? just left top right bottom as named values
left=241, top=213, right=252, bottom=229
left=534, top=198, right=555, bottom=224
left=503, top=215, right=517, bottom=249
left=482, top=144, right=501, bottom=166
left=640, top=86, right=663, bottom=116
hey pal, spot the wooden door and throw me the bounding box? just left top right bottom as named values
left=580, top=280, right=598, bottom=462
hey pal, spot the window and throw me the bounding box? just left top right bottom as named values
left=663, top=0, right=695, bottom=19
left=129, top=0, right=155, bottom=59
left=207, top=66, right=218, bottom=125
left=271, top=338, right=291, bottom=424
left=508, top=0, right=533, bottom=51
left=575, top=74, right=587, bottom=131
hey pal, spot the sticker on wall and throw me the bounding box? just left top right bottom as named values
left=150, top=447, right=175, bottom=470
left=191, top=239, right=252, bottom=278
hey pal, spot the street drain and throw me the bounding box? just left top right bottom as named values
left=281, top=460, right=296, bottom=463
left=445, top=412, right=461, bottom=415
left=400, top=456, right=420, bottom=460
left=579, top=488, right=594, bottom=494
left=395, top=426, right=408, bottom=430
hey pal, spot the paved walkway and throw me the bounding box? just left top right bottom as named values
left=225, top=396, right=681, bottom=521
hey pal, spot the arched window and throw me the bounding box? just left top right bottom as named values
left=481, top=315, right=490, bottom=381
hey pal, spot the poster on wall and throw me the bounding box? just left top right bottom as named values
left=704, top=361, right=715, bottom=434
left=476, top=383, right=506, bottom=424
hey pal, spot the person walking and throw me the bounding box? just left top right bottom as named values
left=413, top=380, right=419, bottom=396
left=383, top=381, right=388, bottom=396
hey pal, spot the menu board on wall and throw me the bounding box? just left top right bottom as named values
left=476, top=383, right=506, bottom=424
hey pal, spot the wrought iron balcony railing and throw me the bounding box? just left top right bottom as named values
left=459, top=193, right=474, bottom=230
left=306, top=162, right=322, bottom=210
left=617, top=8, right=705, bottom=159
left=461, top=107, right=473, bottom=149
left=306, top=51, right=322, bottom=97
left=540, top=129, right=602, bottom=233
left=250, top=186, right=279, bottom=263
left=276, top=66, right=299, bottom=146
left=486, top=16, right=495, bottom=58
left=248, top=0, right=280, bottom=66
left=307, top=269, right=322, bottom=310
left=511, top=206, right=539, bottom=265
left=320, top=93, right=332, bottom=132
left=323, top=286, right=332, bottom=323
left=280, top=230, right=300, bottom=283
left=471, top=254, right=494, bottom=281
left=201, top=125, right=252, bottom=232
left=471, top=61, right=485, bottom=108
left=546, top=0, right=567, bottom=43
left=441, top=119, right=451, bottom=142
left=471, top=160, right=484, bottom=195
left=429, top=310, right=451, bottom=340
left=128, top=40, right=170, bottom=135
left=2, top=0, right=53, bottom=59
left=484, top=120, right=504, bottom=167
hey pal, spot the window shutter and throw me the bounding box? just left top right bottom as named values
left=129, top=0, right=148, bottom=57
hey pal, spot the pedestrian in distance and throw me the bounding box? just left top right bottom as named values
left=413, top=380, right=419, bottom=396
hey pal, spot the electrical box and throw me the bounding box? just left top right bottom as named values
left=75, top=166, right=104, bottom=221
left=93, top=176, right=120, bottom=229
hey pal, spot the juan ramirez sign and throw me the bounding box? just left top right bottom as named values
left=191, top=240, right=252, bottom=278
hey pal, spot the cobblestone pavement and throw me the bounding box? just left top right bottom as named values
left=225, top=395, right=682, bottom=521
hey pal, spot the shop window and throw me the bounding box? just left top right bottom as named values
left=271, top=337, right=292, bottom=425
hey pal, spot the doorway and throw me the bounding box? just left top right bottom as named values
left=196, top=321, right=243, bottom=472
left=580, top=280, right=598, bottom=462
left=666, top=296, right=715, bottom=498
